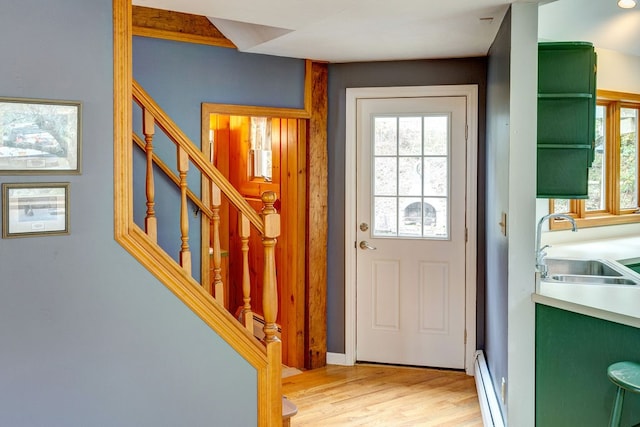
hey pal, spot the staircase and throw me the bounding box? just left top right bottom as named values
left=114, top=77, right=292, bottom=426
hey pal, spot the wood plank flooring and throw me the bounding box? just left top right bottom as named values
left=282, top=364, right=482, bottom=427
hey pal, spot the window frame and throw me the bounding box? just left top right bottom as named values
left=549, top=90, right=640, bottom=230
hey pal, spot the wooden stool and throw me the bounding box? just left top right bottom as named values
left=607, top=361, right=640, bottom=427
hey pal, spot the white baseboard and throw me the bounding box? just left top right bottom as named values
left=326, top=352, right=351, bottom=366
left=474, top=350, right=505, bottom=427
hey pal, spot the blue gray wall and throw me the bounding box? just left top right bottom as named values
left=326, top=59, right=488, bottom=353
left=0, top=2, right=257, bottom=425
left=485, top=8, right=511, bottom=417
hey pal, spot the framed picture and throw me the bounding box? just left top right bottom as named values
left=0, top=97, right=81, bottom=174
left=2, top=182, right=70, bottom=238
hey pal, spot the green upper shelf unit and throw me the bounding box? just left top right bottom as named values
left=537, top=41, right=597, bottom=199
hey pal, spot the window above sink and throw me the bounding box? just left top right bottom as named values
left=550, top=90, right=640, bottom=230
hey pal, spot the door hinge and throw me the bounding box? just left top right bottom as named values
left=465, top=124, right=468, bottom=141
left=465, top=227, right=468, bottom=243
left=464, top=330, right=467, bottom=345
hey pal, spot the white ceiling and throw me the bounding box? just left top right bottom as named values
left=132, top=0, right=640, bottom=62
left=539, top=0, right=640, bottom=58
left=132, top=0, right=512, bottom=62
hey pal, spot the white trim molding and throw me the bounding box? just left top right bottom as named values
left=344, top=85, right=479, bottom=373
left=326, top=352, right=349, bottom=366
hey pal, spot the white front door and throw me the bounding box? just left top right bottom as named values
left=355, top=95, right=467, bottom=369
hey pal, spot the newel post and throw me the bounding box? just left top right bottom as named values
left=260, top=191, right=280, bottom=344
left=260, top=190, right=282, bottom=425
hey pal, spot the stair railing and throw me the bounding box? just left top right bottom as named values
left=130, top=79, right=282, bottom=425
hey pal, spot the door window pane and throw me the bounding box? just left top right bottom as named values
left=249, top=117, right=272, bottom=181
left=399, top=117, right=422, bottom=155
left=374, top=117, right=397, bottom=155
left=374, top=157, right=397, bottom=196
left=620, top=108, right=638, bottom=209
left=399, top=197, right=422, bottom=237
left=424, top=116, right=448, bottom=155
left=398, top=157, right=422, bottom=196
left=425, top=197, right=448, bottom=238
left=372, top=114, right=450, bottom=239
left=424, top=157, right=448, bottom=197
left=373, top=197, right=397, bottom=236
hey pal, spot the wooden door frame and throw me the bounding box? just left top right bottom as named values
left=202, top=106, right=307, bottom=368
left=343, top=85, right=478, bottom=374
left=200, top=62, right=328, bottom=369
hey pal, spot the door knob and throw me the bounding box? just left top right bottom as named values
left=359, top=241, right=377, bottom=250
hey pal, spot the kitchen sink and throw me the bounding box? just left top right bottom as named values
left=549, top=274, right=638, bottom=285
left=543, top=258, right=640, bottom=286
left=545, top=258, right=622, bottom=277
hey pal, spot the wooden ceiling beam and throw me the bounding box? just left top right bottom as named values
left=132, top=6, right=236, bottom=48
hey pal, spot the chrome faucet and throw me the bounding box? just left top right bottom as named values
left=535, top=213, right=577, bottom=278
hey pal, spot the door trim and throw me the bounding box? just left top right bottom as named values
left=344, top=85, right=478, bottom=374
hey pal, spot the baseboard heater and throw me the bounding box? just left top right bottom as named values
left=474, top=350, right=505, bottom=427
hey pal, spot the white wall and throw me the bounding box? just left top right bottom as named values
left=507, top=4, right=539, bottom=426
left=596, top=47, right=640, bottom=93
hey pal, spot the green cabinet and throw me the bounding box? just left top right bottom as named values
left=536, top=304, right=640, bottom=426
left=537, top=42, right=597, bottom=199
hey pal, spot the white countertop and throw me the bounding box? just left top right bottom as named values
left=533, top=236, right=640, bottom=327
left=544, top=235, right=640, bottom=264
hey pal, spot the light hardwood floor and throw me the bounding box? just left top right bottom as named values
left=282, top=364, right=482, bottom=427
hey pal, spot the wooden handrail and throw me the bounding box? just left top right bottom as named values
left=132, top=80, right=264, bottom=234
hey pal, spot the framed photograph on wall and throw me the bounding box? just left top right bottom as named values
left=0, top=97, right=81, bottom=174
left=2, top=182, right=70, bottom=238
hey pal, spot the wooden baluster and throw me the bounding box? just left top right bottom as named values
left=211, top=184, right=223, bottom=305
left=178, top=146, right=191, bottom=274
left=143, top=109, right=157, bottom=242
left=239, top=212, right=253, bottom=330
left=261, top=191, right=280, bottom=344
